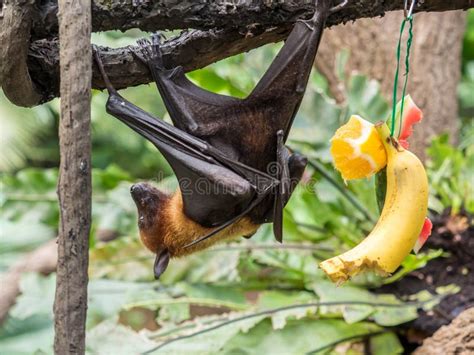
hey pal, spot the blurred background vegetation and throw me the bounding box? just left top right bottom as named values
left=0, top=10, right=472, bottom=355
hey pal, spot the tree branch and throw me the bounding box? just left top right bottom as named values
left=53, top=0, right=92, bottom=353
left=25, top=0, right=473, bottom=104
left=31, top=0, right=473, bottom=40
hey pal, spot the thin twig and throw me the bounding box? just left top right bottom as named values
left=305, top=330, right=387, bottom=354
left=209, top=243, right=333, bottom=252
left=99, top=242, right=335, bottom=266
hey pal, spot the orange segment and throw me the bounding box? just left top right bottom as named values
left=330, top=115, right=387, bottom=180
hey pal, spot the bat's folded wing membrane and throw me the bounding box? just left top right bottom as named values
left=106, top=93, right=255, bottom=227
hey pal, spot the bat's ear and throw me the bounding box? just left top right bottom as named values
left=130, top=182, right=170, bottom=231
left=154, top=248, right=170, bottom=280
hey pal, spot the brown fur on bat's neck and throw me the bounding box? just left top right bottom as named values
left=133, top=183, right=259, bottom=257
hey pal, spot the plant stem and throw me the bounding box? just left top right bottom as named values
left=307, top=160, right=376, bottom=224
left=305, top=331, right=387, bottom=354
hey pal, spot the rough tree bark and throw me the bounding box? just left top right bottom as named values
left=28, top=0, right=473, bottom=40
left=0, top=0, right=42, bottom=106
left=53, top=0, right=92, bottom=354
left=19, top=0, right=473, bottom=104
left=414, top=307, right=474, bottom=355
left=315, top=10, right=466, bottom=159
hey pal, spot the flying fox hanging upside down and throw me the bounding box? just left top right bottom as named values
left=93, top=0, right=345, bottom=279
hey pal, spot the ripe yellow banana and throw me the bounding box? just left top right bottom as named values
left=320, top=122, right=428, bottom=283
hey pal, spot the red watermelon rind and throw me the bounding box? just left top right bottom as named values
left=386, top=95, right=423, bottom=149
left=413, top=217, right=433, bottom=254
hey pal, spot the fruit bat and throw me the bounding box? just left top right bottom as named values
left=93, top=0, right=343, bottom=279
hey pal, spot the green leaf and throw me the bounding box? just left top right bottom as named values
left=347, top=75, right=390, bottom=122
left=86, top=318, right=156, bottom=354
left=177, top=283, right=248, bottom=305
left=370, top=332, right=403, bottom=355
left=0, top=92, right=56, bottom=172
left=371, top=300, right=418, bottom=327
left=221, top=318, right=381, bottom=355
left=87, top=279, right=160, bottom=327
left=158, top=304, right=190, bottom=324
left=383, top=249, right=444, bottom=284
left=89, top=237, right=152, bottom=281
left=10, top=273, right=55, bottom=320
left=375, top=168, right=387, bottom=213
left=311, top=281, right=419, bottom=326
left=149, top=312, right=265, bottom=355
left=159, top=249, right=241, bottom=284
left=0, top=315, right=54, bottom=355
left=256, top=291, right=316, bottom=329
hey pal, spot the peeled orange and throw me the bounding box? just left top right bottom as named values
left=330, top=115, right=387, bottom=180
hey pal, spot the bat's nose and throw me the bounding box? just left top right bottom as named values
left=130, top=182, right=169, bottom=207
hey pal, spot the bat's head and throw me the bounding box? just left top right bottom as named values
left=130, top=182, right=169, bottom=230
left=130, top=182, right=173, bottom=279
left=130, top=182, right=172, bottom=252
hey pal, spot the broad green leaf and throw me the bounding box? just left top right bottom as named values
left=257, top=291, right=316, bottom=329
left=159, top=249, right=241, bottom=284
left=89, top=237, right=152, bottom=281
left=86, top=318, right=156, bottom=354
left=0, top=315, right=53, bottom=355
left=383, top=249, right=444, bottom=284
left=158, top=304, right=190, bottom=324
left=311, top=281, right=419, bottom=326
left=221, top=318, right=381, bottom=355
left=370, top=332, right=403, bottom=355
left=10, top=273, right=55, bottom=320
left=87, top=279, right=160, bottom=327
left=177, top=283, right=247, bottom=305
left=147, top=312, right=265, bottom=355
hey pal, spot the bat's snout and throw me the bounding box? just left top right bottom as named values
left=130, top=182, right=153, bottom=204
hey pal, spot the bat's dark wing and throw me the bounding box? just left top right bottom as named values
left=94, top=48, right=264, bottom=228
left=246, top=6, right=330, bottom=141
left=109, top=93, right=261, bottom=227
left=132, top=37, right=241, bottom=135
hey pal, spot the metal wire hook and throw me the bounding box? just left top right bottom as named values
left=404, top=0, right=417, bottom=19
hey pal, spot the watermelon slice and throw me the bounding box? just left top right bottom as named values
left=413, top=217, right=433, bottom=254
left=387, top=95, right=423, bottom=149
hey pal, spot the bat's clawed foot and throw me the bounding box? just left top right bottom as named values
left=134, top=33, right=165, bottom=70
left=134, top=38, right=153, bottom=63
left=151, top=32, right=166, bottom=48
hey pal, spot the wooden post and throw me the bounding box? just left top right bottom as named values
left=54, top=0, right=92, bottom=354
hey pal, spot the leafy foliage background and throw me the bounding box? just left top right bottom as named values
left=0, top=11, right=473, bottom=354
